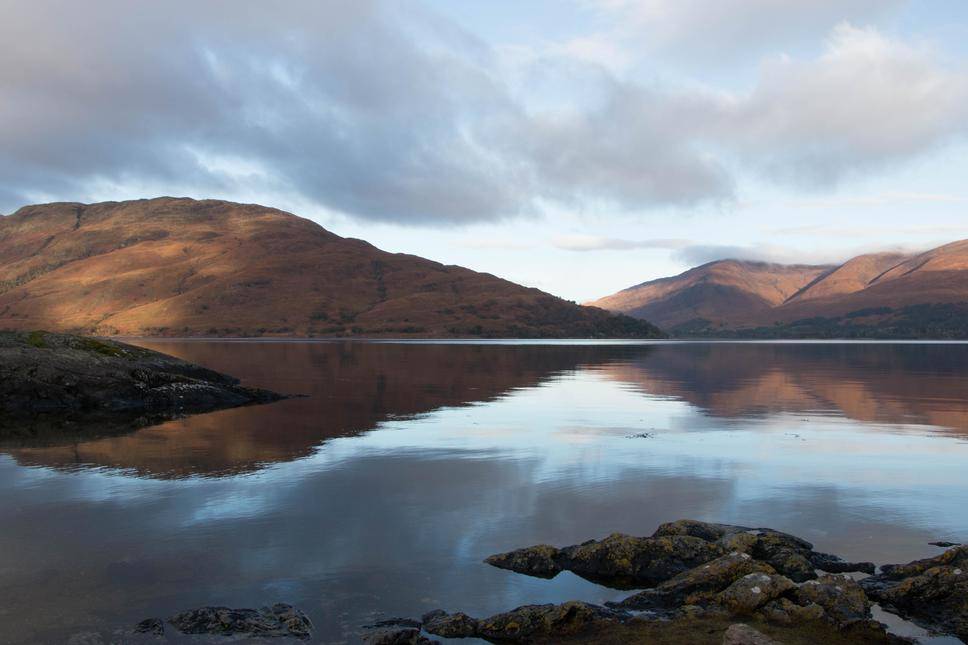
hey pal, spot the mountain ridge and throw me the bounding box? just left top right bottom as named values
left=588, top=241, right=968, bottom=338
left=0, top=197, right=663, bottom=338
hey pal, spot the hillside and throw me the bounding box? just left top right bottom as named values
left=588, top=241, right=968, bottom=338
left=0, top=198, right=662, bottom=338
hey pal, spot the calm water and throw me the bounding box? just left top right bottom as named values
left=1, top=341, right=968, bottom=643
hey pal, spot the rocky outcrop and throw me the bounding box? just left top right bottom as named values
left=861, top=545, right=968, bottom=641
left=486, top=533, right=726, bottom=587
left=486, top=520, right=874, bottom=591
left=0, top=331, right=285, bottom=441
left=136, top=604, right=312, bottom=639
left=422, top=602, right=628, bottom=642
left=438, top=520, right=934, bottom=642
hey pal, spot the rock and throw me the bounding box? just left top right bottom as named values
left=167, top=603, right=312, bottom=639
left=133, top=618, right=165, bottom=636
left=485, top=544, right=561, bottom=578
left=486, top=533, right=725, bottom=588
left=721, top=623, right=783, bottom=645
left=614, top=552, right=776, bottom=610
left=0, top=331, right=286, bottom=442
left=653, top=520, right=874, bottom=581
left=654, top=519, right=748, bottom=542
left=795, top=575, right=870, bottom=627
left=422, top=602, right=626, bottom=642
left=861, top=546, right=968, bottom=641
left=420, top=610, right=479, bottom=638
left=756, top=598, right=825, bottom=625
left=362, top=626, right=438, bottom=644
left=930, top=541, right=961, bottom=548
left=809, top=551, right=876, bottom=576
left=717, top=573, right=796, bottom=614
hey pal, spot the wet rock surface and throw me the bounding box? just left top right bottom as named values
left=139, top=603, right=312, bottom=639
left=861, top=545, right=968, bottom=641
left=0, top=331, right=285, bottom=442
left=412, top=519, right=960, bottom=643
left=422, top=602, right=628, bottom=642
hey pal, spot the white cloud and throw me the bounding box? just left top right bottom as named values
left=552, top=235, right=689, bottom=251
left=724, top=23, right=968, bottom=185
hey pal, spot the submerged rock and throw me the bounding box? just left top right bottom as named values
left=165, top=603, right=312, bottom=639
left=861, top=545, right=968, bottom=641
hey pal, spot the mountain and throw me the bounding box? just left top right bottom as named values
left=588, top=241, right=968, bottom=338
left=0, top=198, right=662, bottom=338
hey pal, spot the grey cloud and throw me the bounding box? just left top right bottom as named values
left=1, top=2, right=966, bottom=224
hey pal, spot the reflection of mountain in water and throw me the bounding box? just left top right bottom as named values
left=6, top=342, right=966, bottom=479
left=597, top=343, right=968, bottom=433
left=3, top=342, right=653, bottom=478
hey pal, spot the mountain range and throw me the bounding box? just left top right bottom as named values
left=589, top=241, right=968, bottom=338
left=0, top=198, right=661, bottom=338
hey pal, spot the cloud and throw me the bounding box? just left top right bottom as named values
left=724, top=23, right=968, bottom=185
left=1, top=2, right=966, bottom=225
left=580, top=0, right=905, bottom=65
left=552, top=235, right=690, bottom=251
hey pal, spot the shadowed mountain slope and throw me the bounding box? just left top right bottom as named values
left=0, top=198, right=662, bottom=338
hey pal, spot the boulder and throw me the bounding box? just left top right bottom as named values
left=861, top=546, right=968, bottom=641
left=484, top=544, right=561, bottom=578
left=615, top=552, right=776, bottom=610
left=133, top=618, right=165, bottom=636
left=167, top=603, right=312, bottom=639
left=717, top=573, right=796, bottom=614
left=795, top=575, right=870, bottom=627
left=420, top=610, right=479, bottom=638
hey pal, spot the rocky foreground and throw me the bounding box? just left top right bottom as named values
left=0, top=331, right=284, bottom=441
left=363, top=520, right=967, bottom=644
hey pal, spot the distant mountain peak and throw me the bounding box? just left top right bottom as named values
left=588, top=242, right=968, bottom=338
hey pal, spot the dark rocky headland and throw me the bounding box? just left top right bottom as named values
left=0, top=330, right=284, bottom=442
left=367, top=520, right=967, bottom=644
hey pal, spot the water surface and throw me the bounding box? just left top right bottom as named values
left=1, top=341, right=967, bottom=643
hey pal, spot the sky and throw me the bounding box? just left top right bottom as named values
left=2, top=0, right=968, bottom=302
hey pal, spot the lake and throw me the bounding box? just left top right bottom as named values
left=1, top=340, right=967, bottom=643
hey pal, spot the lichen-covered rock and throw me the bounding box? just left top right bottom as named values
left=717, top=573, right=797, bottom=614
left=615, top=552, right=776, bottom=610
left=756, top=598, right=825, bottom=626
left=420, top=610, right=479, bottom=638
left=167, top=603, right=312, bottom=639
left=861, top=546, right=968, bottom=641
left=486, top=533, right=724, bottom=588
left=422, top=602, right=626, bottom=642
left=721, top=623, right=784, bottom=645
left=652, top=520, right=874, bottom=581
left=795, top=575, right=870, bottom=627
left=810, top=552, right=876, bottom=575
left=484, top=544, right=561, bottom=578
